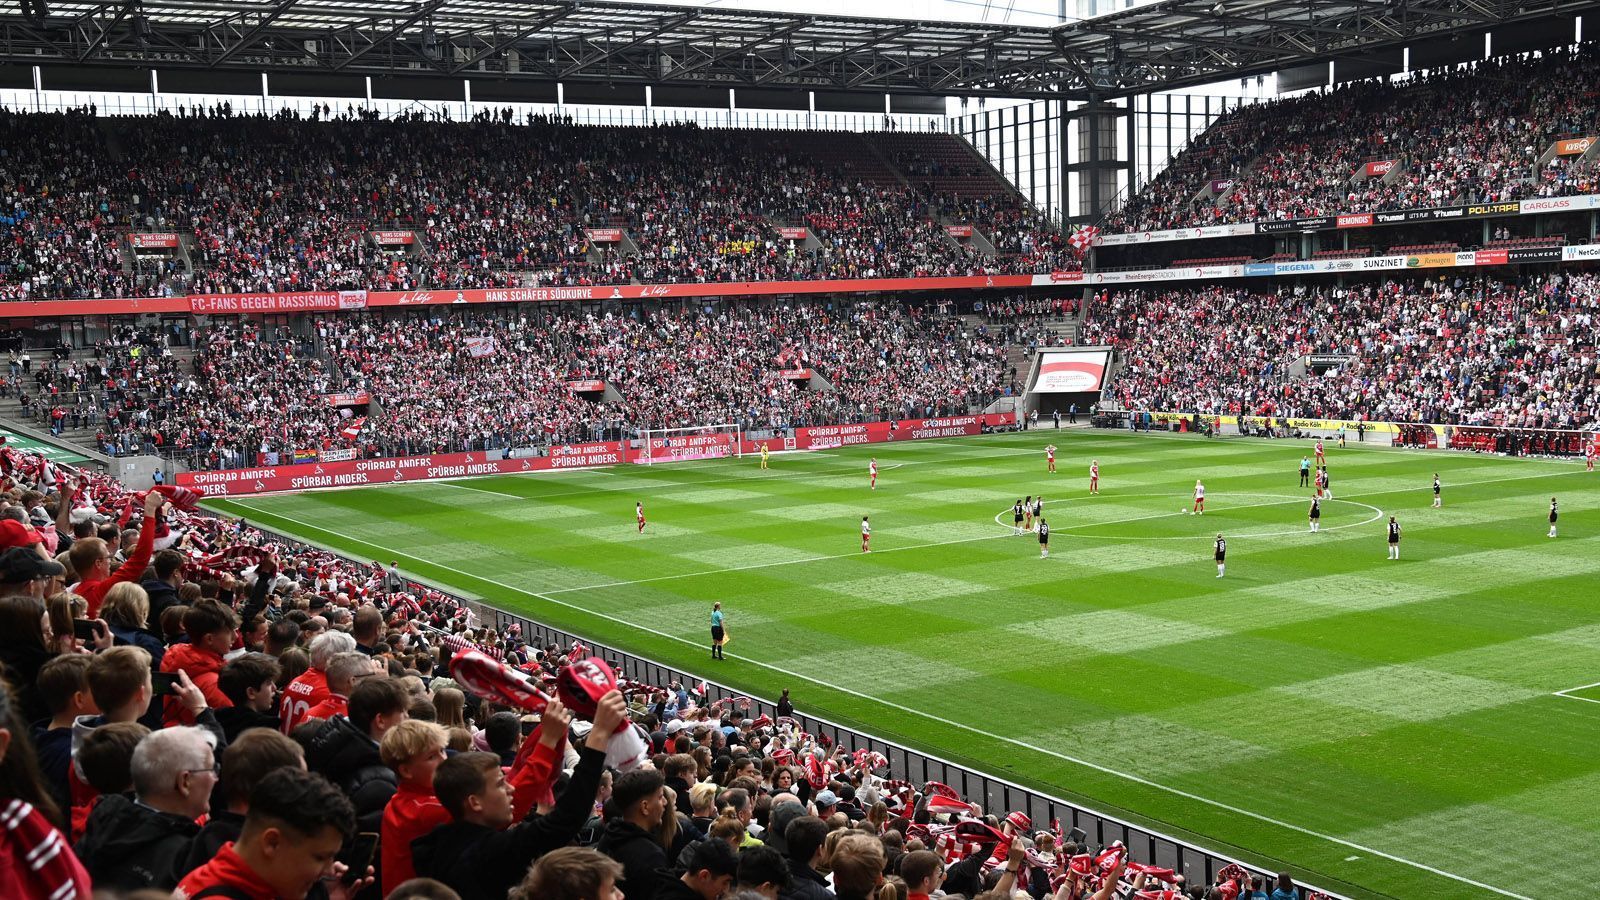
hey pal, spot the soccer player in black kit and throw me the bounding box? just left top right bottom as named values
left=1549, top=497, right=1559, bottom=538
left=1308, top=495, right=1321, bottom=532
left=1387, top=516, right=1401, bottom=559
left=1214, top=533, right=1226, bottom=578
left=1013, top=499, right=1025, bottom=535
left=1038, top=517, right=1050, bottom=558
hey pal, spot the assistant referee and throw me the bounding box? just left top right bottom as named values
left=710, top=601, right=726, bottom=660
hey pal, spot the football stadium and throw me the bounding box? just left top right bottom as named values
left=0, top=2, right=1598, bottom=900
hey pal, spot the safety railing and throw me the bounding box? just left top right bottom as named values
left=241, top=527, right=1352, bottom=899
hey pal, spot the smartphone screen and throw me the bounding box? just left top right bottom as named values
left=150, top=672, right=181, bottom=696
left=337, top=832, right=379, bottom=883
left=73, top=619, right=98, bottom=641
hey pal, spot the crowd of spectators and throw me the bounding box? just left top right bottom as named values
left=1078, top=271, right=1600, bottom=430
left=16, top=301, right=1024, bottom=467
left=0, top=108, right=1077, bottom=303
left=1110, top=44, right=1600, bottom=231
left=0, top=439, right=1314, bottom=900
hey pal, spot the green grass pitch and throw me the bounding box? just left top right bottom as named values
left=206, top=429, right=1600, bottom=900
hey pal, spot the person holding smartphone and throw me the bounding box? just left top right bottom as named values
left=174, top=767, right=373, bottom=900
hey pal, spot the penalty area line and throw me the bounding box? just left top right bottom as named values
left=1552, top=681, right=1600, bottom=704
left=218, top=497, right=1529, bottom=900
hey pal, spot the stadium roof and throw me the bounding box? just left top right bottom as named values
left=2, top=0, right=1596, bottom=100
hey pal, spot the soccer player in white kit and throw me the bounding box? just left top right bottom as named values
left=1089, top=459, right=1100, bottom=495
left=861, top=515, right=872, bottom=552
left=1192, top=480, right=1206, bottom=515
left=869, top=458, right=878, bottom=490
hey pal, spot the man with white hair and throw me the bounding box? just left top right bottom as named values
left=281, top=630, right=357, bottom=733
left=304, top=651, right=377, bottom=722
left=75, top=725, right=218, bottom=891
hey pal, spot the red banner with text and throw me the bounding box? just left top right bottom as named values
left=129, top=233, right=180, bottom=249
left=0, top=274, right=1041, bottom=319
left=177, top=414, right=1017, bottom=497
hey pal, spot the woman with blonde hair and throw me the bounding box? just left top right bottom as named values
left=276, top=646, right=309, bottom=688
left=818, top=827, right=852, bottom=876
left=689, top=781, right=719, bottom=834
left=100, top=581, right=164, bottom=663
left=707, top=809, right=746, bottom=850
left=865, top=800, right=889, bottom=834
left=431, top=686, right=467, bottom=730
left=42, top=593, right=110, bottom=659
left=656, top=785, right=681, bottom=850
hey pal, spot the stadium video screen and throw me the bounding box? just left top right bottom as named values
left=1030, top=348, right=1112, bottom=393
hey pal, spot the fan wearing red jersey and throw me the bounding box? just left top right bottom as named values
left=280, top=632, right=355, bottom=734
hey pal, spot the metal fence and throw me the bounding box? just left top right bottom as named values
left=244, top=525, right=1351, bottom=900
left=478, top=605, right=1350, bottom=898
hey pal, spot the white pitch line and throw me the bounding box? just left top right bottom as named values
left=428, top=480, right=528, bottom=500
left=1552, top=680, right=1600, bottom=704
left=205, top=498, right=1535, bottom=900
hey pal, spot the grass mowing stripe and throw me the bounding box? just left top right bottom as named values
left=211, top=495, right=1534, bottom=900
left=210, top=431, right=1600, bottom=899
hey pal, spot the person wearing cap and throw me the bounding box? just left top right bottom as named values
left=0, top=516, right=51, bottom=559
left=0, top=545, right=66, bottom=599
left=765, top=800, right=806, bottom=857
left=985, top=811, right=1033, bottom=882
left=811, top=789, right=838, bottom=818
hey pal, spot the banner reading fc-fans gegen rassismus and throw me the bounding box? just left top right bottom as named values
left=177, top=414, right=1018, bottom=497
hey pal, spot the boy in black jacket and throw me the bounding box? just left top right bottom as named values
left=412, top=689, right=628, bottom=900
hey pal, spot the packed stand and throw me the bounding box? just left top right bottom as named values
left=27, top=301, right=1023, bottom=466
left=0, top=440, right=1319, bottom=900
left=13, top=324, right=335, bottom=468
left=1079, top=272, right=1600, bottom=430
left=319, top=303, right=1016, bottom=454
left=0, top=108, right=1074, bottom=302
left=0, top=109, right=163, bottom=302
left=1108, top=44, right=1600, bottom=231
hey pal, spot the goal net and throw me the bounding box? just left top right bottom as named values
left=636, top=423, right=742, bottom=465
